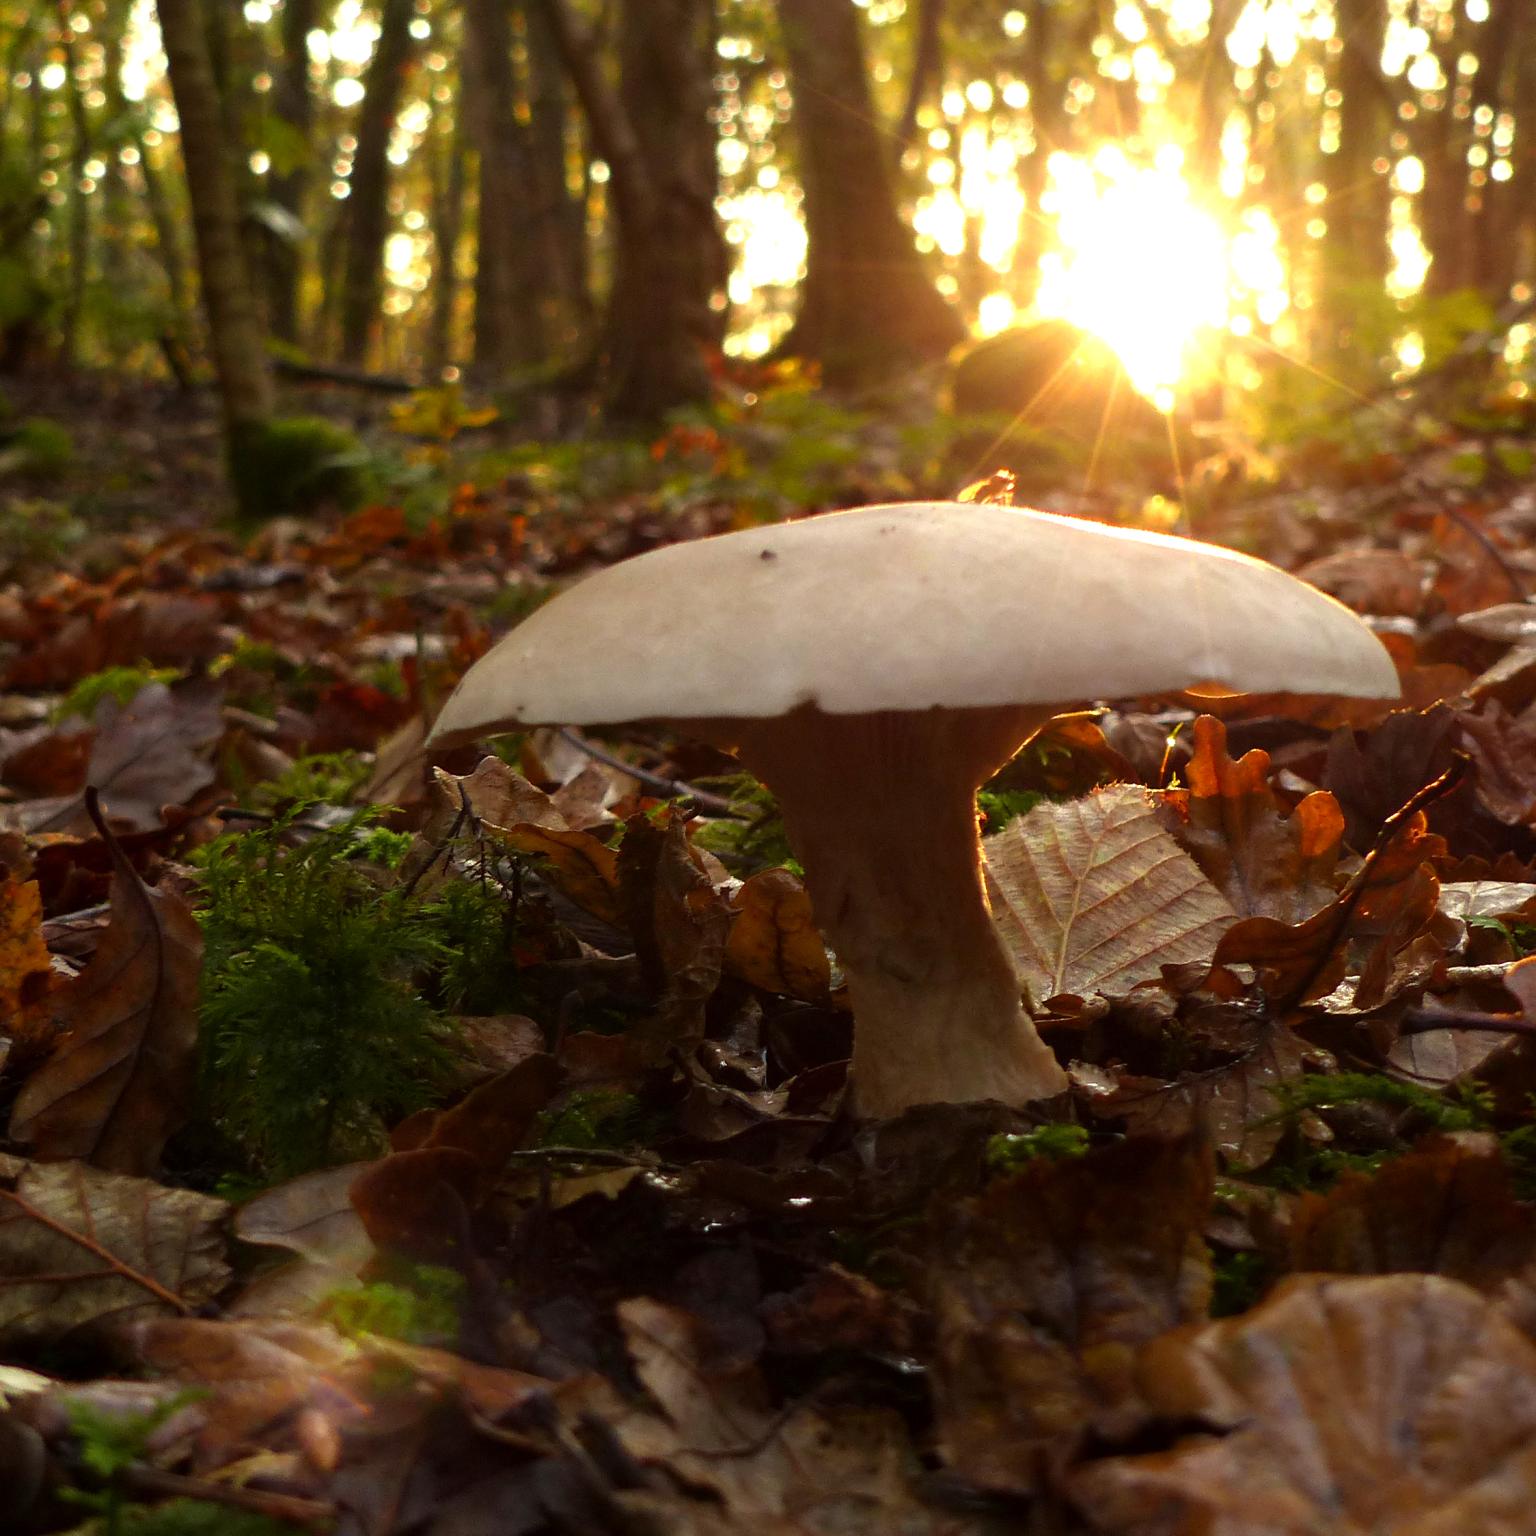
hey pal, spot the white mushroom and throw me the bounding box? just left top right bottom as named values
left=428, top=502, right=1400, bottom=1118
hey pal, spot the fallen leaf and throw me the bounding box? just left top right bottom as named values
left=1289, top=1133, right=1536, bottom=1290
left=926, top=1136, right=1212, bottom=1492
left=1073, top=1273, right=1536, bottom=1536
left=618, top=812, right=730, bottom=1045
left=0, top=871, right=51, bottom=1031
left=986, top=784, right=1235, bottom=1008
left=9, top=804, right=202, bottom=1174
left=725, top=868, right=831, bottom=1002
left=1162, top=715, right=1344, bottom=922
left=0, top=1158, right=227, bottom=1348
left=23, top=683, right=224, bottom=836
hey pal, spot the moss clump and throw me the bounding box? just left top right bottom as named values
left=3, top=416, right=74, bottom=477
left=985, top=1122, right=1090, bottom=1175
left=194, top=812, right=453, bottom=1179
left=226, top=414, right=371, bottom=524
left=54, top=665, right=181, bottom=723
left=320, top=1263, right=466, bottom=1344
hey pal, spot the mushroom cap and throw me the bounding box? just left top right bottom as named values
left=429, top=501, right=1400, bottom=741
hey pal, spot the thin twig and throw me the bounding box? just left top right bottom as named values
left=1399, top=1006, right=1536, bottom=1037
left=122, top=1466, right=335, bottom=1528
left=558, top=729, right=747, bottom=818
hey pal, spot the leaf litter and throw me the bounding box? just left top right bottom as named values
left=5, top=478, right=1536, bottom=1532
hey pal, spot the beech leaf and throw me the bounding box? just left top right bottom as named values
left=986, top=783, right=1235, bottom=1007
left=0, top=1157, right=228, bottom=1348
left=1074, top=1273, right=1536, bottom=1536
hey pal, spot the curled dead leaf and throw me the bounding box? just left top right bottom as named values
left=1074, top=1273, right=1536, bottom=1536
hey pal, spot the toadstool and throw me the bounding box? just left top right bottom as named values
left=427, top=502, right=1399, bottom=1118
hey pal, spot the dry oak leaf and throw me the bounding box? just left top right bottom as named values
left=0, top=1157, right=228, bottom=1348
left=1161, top=715, right=1345, bottom=923
left=926, top=1136, right=1213, bottom=1494
left=1072, top=1272, right=1536, bottom=1536
left=9, top=813, right=201, bottom=1174
left=985, top=783, right=1236, bottom=1009
left=725, top=868, right=831, bottom=1002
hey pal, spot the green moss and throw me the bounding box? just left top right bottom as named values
left=320, top=1263, right=465, bottom=1344
left=984, top=1122, right=1090, bottom=1174
left=193, top=812, right=454, bottom=1178
left=226, top=414, right=371, bottom=524
left=6, top=415, right=74, bottom=477
left=54, top=665, right=181, bottom=723
left=534, top=1088, right=655, bottom=1149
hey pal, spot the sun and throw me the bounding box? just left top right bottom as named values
left=1033, top=145, right=1267, bottom=412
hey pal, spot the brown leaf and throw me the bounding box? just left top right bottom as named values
left=1073, top=1273, right=1536, bottom=1536
left=0, top=872, right=52, bottom=1029
left=608, top=1297, right=950, bottom=1530
left=1296, top=548, right=1427, bottom=616
left=1459, top=703, right=1536, bottom=826
left=927, top=1136, right=1212, bottom=1492
left=128, top=1315, right=369, bottom=1470
left=986, top=784, right=1235, bottom=1008
left=0, top=1158, right=228, bottom=1347
left=499, top=822, right=621, bottom=924
left=10, top=807, right=202, bottom=1174
left=1289, top=1133, right=1536, bottom=1290
left=725, top=868, right=831, bottom=1002
left=23, top=683, right=224, bottom=836
left=1162, top=715, right=1344, bottom=922
left=618, top=812, right=730, bottom=1045
left=348, top=1147, right=481, bottom=1264
left=393, top=1051, right=564, bottom=1174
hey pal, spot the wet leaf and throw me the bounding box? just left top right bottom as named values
left=986, top=784, right=1235, bottom=1008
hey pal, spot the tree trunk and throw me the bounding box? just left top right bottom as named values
left=464, top=0, right=538, bottom=370
left=526, top=0, right=590, bottom=327
left=56, top=20, right=91, bottom=366
left=777, top=0, right=962, bottom=385
left=895, top=0, right=944, bottom=154
left=425, top=77, right=467, bottom=377
left=265, top=0, right=317, bottom=344
left=155, top=0, right=275, bottom=478
left=1319, top=0, right=1391, bottom=358
left=339, top=0, right=417, bottom=365
left=606, top=0, right=723, bottom=416
left=540, top=0, right=721, bottom=421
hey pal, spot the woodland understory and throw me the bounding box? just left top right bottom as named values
left=3, top=365, right=1536, bottom=1535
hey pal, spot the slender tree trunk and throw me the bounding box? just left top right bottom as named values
left=426, top=78, right=467, bottom=376
left=607, top=0, right=723, bottom=413
left=540, top=0, right=720, bottom=420
left=1318, top=0, right=1391, bottom=362
left=464, top=0, right=535, bottom=370
left=56, top=20, right=91, bottom=366
left=776, top=0, right=962, bottom=386
left=155, top=0, right=275, bottom=478
left=339, top=0, right=417, bottom=364
left=895, top=0, right=944, bottom=154
left=265, top=0, right=317, bottom=343
left=526, top=0, right=589, bottom=327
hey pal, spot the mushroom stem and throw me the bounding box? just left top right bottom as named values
left=724, top=705, right=1069, bottom=1117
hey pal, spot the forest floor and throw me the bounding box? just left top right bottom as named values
left=4, top=367, right=1536, bottom=1535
